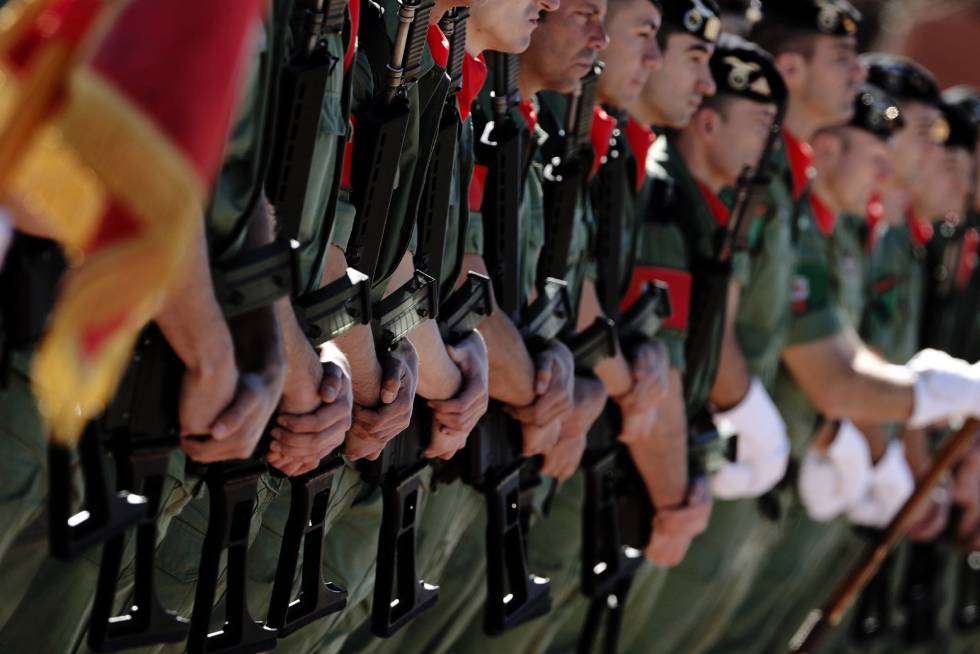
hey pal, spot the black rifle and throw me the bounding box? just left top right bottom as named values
left=263, top=1, right=374, bottom=628
left=452, top=51, right=570, bottom=636
left=577, top=285, right=670, bottom=654
left=577, top=108, right=674, bottom=653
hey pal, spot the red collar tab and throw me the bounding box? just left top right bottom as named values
left=469, top=163, right=487, bottom=211
left=907, top=209, right=933, bottom=247
left=518, top=99, right=538, bottom=133
left=810, top=191, right=837, bottom=236
left=589, top=106, right=617, bottom=179
left=783, top=129, right=815, bottom=200
left=957, top=228, right=980, bottom=289
left=625, top=117, right=656, bottom=193
left=457, top=53, right=486, bottom=121
left=623, top=267, right=691, bottom=331
left=343, top=0, right=360, bottom=72
left=695, top=180, right=730, bottom=227
left=427, top=24, right=449, bottom=69
left=865, top=193, right=886, bottom=253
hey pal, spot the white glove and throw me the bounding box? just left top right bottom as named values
left=710, top=377, right=790, bottom=500
left=908, top=349, right=980, bottom=429
left=798, top=420, right=872, bottom=522
left=847, top=439, right=915, bottom=528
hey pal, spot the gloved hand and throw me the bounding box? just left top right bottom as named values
left=847, top=439, right=915, bottom=528
left=798, top=420, right=873, bottom=522
left=710, top=377, right=790, bottom=500
left=908, top=349, right=980, bottom=429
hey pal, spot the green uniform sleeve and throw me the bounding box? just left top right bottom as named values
left=637, top=222, right=689, bottom=372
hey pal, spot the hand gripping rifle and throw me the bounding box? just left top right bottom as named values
left=453, top=52, right=564, bottom=636
left=361, top=15, right=493, bottom=638
left=577, top=112, right=673, bottom=654
left=331, top=0, right=453, bottom=637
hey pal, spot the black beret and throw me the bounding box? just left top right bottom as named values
left=661, top=0, right=722, bottom=43
left=760, top=0, right=861, bottom=37
left=937, top=99, right=978, bottom=152
left=943, top=86, right=980, bottom=130
left=848, top=84, right=904, bottom=141
left=862, top=54, right=940, bottom=106
left=710, top=33, right=787, bottom=107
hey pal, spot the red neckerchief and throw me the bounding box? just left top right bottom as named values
left=589, top=106, right=617, bottom=179
left=957, top=227, right=980, bottom=289
left=518, top=99, right=538, bottom=133
left=343, top=0, right=360, bottom=72
left=907, top=208, right=934, bottom=247
left=694, top=179, right=730, bottom=227
left=810, top=191, right=837, bottom=236
left=783, top=129, right=815, bottom=201
left=457, top=53, right=486, bottom=121
left=625, top=117, right=656, bottom=193
left=427, top=24, right=449, bottom=69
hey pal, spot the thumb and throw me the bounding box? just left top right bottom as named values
left=535, top=359, right=554, bottom=396
left=320, top=367, right=343, bottom=404
left=380, top=356, right=405, bottom=405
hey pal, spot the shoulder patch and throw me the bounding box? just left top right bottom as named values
left=791, top=274, right=810, bottom=314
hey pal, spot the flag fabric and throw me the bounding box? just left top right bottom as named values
left=0, top=0, right=266, bottom=445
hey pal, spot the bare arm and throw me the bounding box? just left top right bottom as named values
left=710, top=281, right=751, bottom=411
left=577, top=277, right=632, bottom=397
left=460, top=252, right=536, bottom=407
left=322, top=243, right=384, bottom=405
left=627, top=368, right=688, bottom=509
left=386, top=251, right=463, bottom=401
left=781, top=327, right=916, bottom=424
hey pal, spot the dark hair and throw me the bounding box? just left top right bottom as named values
left=748, top=18, right=817, bottom=59
left=656, top=21, right=683, bottom=50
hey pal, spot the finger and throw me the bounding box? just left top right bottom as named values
left=380, top=358, right=406, bottom=405
left=535, top=358, right=555, bottom=396
left=319, top=366, right=344, bottom=404
left=210, top=387, right=260, bottom=440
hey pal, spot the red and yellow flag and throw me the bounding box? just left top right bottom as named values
left=0, top=0, right=266, bottom=445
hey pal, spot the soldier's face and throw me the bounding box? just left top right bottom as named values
left=889, top=101, right=942, bottom=187
left=704, top=98, right=777, bottom=185
left=633, top=32, right=715, bottom=128
left=597, top=0, right=662, bottom=108
left=914, top=147, right=966, bottom=218
left=817, top=128, right=890, bottom=216
left=521, top=0, right=609, bottom=93
left=468, top=0, right=558, bottom=54
left=797, top=34, right=864, bottom=127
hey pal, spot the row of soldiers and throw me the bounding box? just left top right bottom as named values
left=2, top=0, right=980, bottom=652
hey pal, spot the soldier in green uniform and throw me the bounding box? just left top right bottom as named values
left=616, top=33, right=792, bottom=654
left=704, top=11, right=980, bottom=652
left=815, top=85, right=980, bottom=654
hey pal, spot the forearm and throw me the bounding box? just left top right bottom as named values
left=903, top=427, right=932, bottom=479
left=783, top=331, right=915, bottom=425
left=322, top=244, right=383, bottom=405
left=595, top=351, right=633, bottom=398
left=482, top=311, right=536, bottom=406
left=710, top=282, right=751, bottom=411
left=155, top=217, right=233, bottom=373
left=410, top=319, right=463, bottom=400
left=627, top=369, right=688, bottom=508
left=852, top=420, right=891, bottom=463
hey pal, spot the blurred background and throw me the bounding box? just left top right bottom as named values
left=856, top=0, right=980, bottom=87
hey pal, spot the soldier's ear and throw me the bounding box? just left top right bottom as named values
left=695, top=107, right=718, bottom=139
left=774, top=51, right=806, bottom=93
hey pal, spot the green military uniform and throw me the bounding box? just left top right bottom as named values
left=611, top=34, right=789, bottom=654
left=835, top=213, right=872, bottom=325
left=294, top=25, right=493, bottom=654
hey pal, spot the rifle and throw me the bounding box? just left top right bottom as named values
left=577, top=284, right=671, bottom=654
left=789, top=419, right=980, bottom=654
left=453, top=53, right=579, bottom=636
